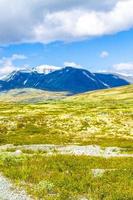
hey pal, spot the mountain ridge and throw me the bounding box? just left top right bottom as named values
left=0, top=66, right=130, bottom=94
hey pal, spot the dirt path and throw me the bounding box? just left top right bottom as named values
left=0, top=175, right=32, bottom=200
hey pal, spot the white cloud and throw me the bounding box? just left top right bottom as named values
left=64, top=61, right=81, bottom=68
left=11, top=54, right=27, bottom=61
left=100, top=51, right=109, bottom=58
left=0, top=54, right=27, bottom=77
left=0, top=0, right=133, bottom=44
left=113, top=62, right=133, bottom=75
left=0, top=66, right=15, bottom=77
left=35, top=64, right=61, bottom=74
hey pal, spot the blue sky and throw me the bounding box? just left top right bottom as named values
left=0, top=0, right=133, bottom=76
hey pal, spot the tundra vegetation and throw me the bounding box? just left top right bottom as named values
left=0, top=85, right=133, bottom=199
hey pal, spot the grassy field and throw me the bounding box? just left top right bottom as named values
left=0, top=85, right=132, bottom=147
left=0, top=85, right=133, bottom=199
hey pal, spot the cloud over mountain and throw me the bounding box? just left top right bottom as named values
left=113, top=62, right=133, bottom=75
left=0, top=0, right=133, bottom=44
left=0, top=54, right=27, bottom=77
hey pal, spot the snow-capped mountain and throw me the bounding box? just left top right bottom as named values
left=2, top=69, right=44, bottom=90
left=0, top=67, right=130, bottom=94
left=38, top=67, right=107, bottom=93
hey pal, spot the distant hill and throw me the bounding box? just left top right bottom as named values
left=0, top=88, right=68, bottom=103
left=0, top=67, right=129, bottom=94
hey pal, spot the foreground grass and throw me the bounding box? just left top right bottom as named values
left=0, top=85, right=133, bottom=147
left=0, top=154, right=133, bottom=200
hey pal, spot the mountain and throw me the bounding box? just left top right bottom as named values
left=0, top=67, right=130, bottom=94
left=38, top=67, right=108, bottom=93
left=3, top=70, right=44, bottom=90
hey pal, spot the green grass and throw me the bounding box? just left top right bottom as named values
left=0, top=154, right=133, bottom=200
left=0, top=85, right=132, bottom=147
left=0, top=85, right=133, bottom=199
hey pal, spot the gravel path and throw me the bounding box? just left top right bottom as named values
left=13, top=144, right=133, bottom=157
left=0, top=175, right=32, bottom=200
left=0, top=144, right=133, bottom=157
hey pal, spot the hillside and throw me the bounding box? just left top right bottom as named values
left=69, top=84, right=133, bottom=102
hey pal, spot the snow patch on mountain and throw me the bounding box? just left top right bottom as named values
left=82, top=71, right=96, bottom=82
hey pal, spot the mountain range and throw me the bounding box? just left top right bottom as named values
left=0, top=67, right=130, bottom=94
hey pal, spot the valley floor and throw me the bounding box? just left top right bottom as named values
left=0, top=85, right=132, bottom=199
